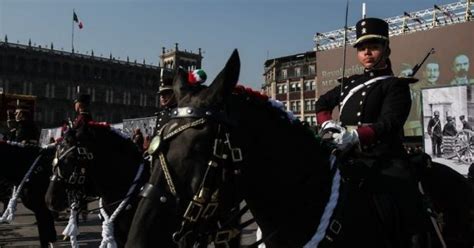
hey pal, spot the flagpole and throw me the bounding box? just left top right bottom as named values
left=72, top=9, right=75, bottom=52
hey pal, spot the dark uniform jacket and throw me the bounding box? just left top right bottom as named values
left=8, top=120, right=39, bottom=143
left=443, top=122, right=457, bottom=136
left=462, top=120, right=472, bottom=131
left=427, top=117, right=442, bottom=137
left=316, top=66, right=414, bottom=157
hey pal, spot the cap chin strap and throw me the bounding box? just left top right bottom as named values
left=365, top=42, right=389, bottom=72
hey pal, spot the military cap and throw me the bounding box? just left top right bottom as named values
left=74, top=94, right=91, bottom=105
left=353, top=18, right=389, bottom=47
left=14, top=100, right=29, bottom=111
left=159, top=77, right=174, bottom=94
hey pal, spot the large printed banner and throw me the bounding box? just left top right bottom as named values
left=316, top=21, right=474, bottom=136
left=421, top=85, right=472, bottom=175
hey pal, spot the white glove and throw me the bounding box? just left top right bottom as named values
left=332, top=127, right=359, bottom=150
left=320, top=120, right=343, bottom=135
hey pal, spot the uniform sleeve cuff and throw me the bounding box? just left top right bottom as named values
left=316, top=111, right=332, bottom=124
left=356, top=126, right=376, bottom=145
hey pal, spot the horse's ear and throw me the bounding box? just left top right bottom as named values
left=172, top=67, right=190, bottom=101
left=208, top=49, right=240, bottom=103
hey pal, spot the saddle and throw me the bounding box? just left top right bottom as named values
left=323, top=147, right=433, bottom=248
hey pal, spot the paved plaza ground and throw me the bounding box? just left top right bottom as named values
left=0, top=201, right=258, bottom=247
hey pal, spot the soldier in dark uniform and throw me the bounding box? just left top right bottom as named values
left=154, top=70, right=178, bottom=133
left=316, top=17, right=425, bottom=247
left=73, top=94, right=93, bottom=129
left=427, top=111, right=442, bottom=157
left=7, top=104, right=39, bottom=144
left=72, top=93, right=92, bottom=221
left=459, top=115, right=472, bottom=130
left=442, top=116, right=457, bottom=136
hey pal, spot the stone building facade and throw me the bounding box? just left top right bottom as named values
left=0, top=37, right=202, bottom=128
left=262, top=51, right=317, bottom=126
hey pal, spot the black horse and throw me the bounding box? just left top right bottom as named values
left=45, top=123, right=148, bottom=247
left=126, top=50, right=474, bottom=248
left=0, top=141, right=57, bottom=248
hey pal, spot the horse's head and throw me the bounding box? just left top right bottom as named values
left=46, top=127, right=96, bottom=212
left=47, top=123, right=144, bottom=213
left=128, top=50, right=241, bottom=247
left=129, top=49, right=335, bottom=247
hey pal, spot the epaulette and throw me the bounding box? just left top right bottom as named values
left=87, top=121, right=110, bottom=128
left=336, top=76, right=349, bottom=83
left=397, top=77, right=419, bottom=84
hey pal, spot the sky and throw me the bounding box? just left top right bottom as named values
left=0, top=0, right=459, bottom=89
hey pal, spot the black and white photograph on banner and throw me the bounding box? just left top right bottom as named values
left=422, top=85, right=473, bottom=176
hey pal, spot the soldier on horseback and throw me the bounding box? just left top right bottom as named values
left=73, top=93, right=93, bottom=129
left=72, top=93, right=93, bottom=221
left=316, top=17, right=427, bottom=247
left=7, top=101, right=39, bottom=144
left=154, top=68, right=207, bottom=133
left=154, top=69, right=178, bottom=133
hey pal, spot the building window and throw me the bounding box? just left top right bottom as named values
left=295, top=67, right=301, bottom=77
left=309, top=65, right=316, bottom=75
left=304, top=116, right=317, bottom=126
left=304, top=80, right=316, bottom=91
left=66, top=86, right=77, bottom=100
left=304, top=99, right=316, bottom=111
left=290, top=82, right=301, bottom=92
left=22, top=82, right=28, bottom=95
left=106, top=89, right=115, bottom=104
left=44, top=83, right=55, bottom=98
left=277, top=84, right=288, bottom=94
left=290, top=101, right=301, bottom=113
left=277, top=84, right=283, bottom=94
left=139, top=93, right=147, bottom=107
left=123, top=92, right=131, bottom=105
left=281, top=69, right=287, bottom=80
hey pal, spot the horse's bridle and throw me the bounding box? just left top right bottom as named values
left=51, top=141, right=95, bottom=203
left=142, top=106, right=248, bottom=246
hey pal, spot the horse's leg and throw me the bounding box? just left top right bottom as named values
left=33, top=206, right=57, bottom=248
left=22, top=182, right=58, bottom=248
left=126, top=194, right=179, bottom=248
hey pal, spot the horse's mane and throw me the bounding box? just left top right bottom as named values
left=74, top=122, right=141, bottom=161
left=86, top=121, right=131, bottom=139
left=230, top=85, right=319, bottom=146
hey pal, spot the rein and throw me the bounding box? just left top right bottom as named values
left=143, top=107, right=270, bottom=247
left=0, top=151, right=44, bottom=223
left=99, top=163, right=145, bottom=248
left=52, top=135, right=146, bottom=247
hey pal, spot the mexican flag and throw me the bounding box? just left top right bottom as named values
left=73, top=11, right=83, bottom=29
